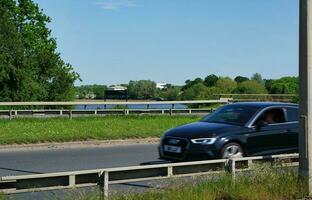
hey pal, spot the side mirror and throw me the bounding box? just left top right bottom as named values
left=255, top=120, right=268, bottom=130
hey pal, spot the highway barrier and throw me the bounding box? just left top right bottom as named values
left=0, top=153, right=299, bottom=198
left=0, top=99, right=229, bottom=119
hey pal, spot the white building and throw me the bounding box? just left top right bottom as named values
left=156, top=82, right=167, bottom=89
left=107, top=85, right=127, bottom=91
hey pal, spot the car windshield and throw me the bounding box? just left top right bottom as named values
left=201, top=105, right=260, bottom=126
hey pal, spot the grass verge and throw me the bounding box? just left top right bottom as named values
left=62, top=165, right=308, bottom=200
left=0, top=115, right=201, bottom=145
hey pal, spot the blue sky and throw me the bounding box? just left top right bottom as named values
left=34, top=0, right=299, bottom=86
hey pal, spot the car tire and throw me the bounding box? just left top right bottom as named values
left=220, top=142, right=244, bottom=159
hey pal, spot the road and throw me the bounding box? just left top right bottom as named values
left=0, top=144, right=159, bottom=177
left=1, top=144, right=168, bottom=199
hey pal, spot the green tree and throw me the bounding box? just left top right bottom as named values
left=182, top=78, right=204, bottom=91
left=264, top=79, right=274, bottom=91
left=158, top=85, right=181, bottom=101
left=251, top=73, right=264, bottom=85
left=269, top=77, right=298, bottom=94
left=128, top=80, right=157, bottom=99
left=234, top=76, right=249, bottom=83
left=234, top=80, right=268, bottom=94
left=204, top=74, right=219, bottom=87
left=76, top=85, right=107, bottom=99
left=215, top=77, right=237, bottom=93
left=92, top=85, right=107, bottom=99
left=0, top=0, right=80, bottom=102
left=181, top=82, right=210, bottom=100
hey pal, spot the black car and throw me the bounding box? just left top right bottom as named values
left=159, top=102, right=299, bottom=161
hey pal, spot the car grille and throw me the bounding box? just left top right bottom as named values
left=162, top=137, right=189, bottom=159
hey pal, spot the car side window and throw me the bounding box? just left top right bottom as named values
left=286, top=107, right=299, bottom=122
left=253, top=108, right=286, bottom=126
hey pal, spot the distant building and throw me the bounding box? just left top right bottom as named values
left=105, top=85, right=128, bottom=100
left=156, top=82, right=167, bottom=89
left=107, top=85, right=127, bottom=91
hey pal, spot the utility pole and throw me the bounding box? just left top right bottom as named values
left=299, top=0, right=312, bottom=195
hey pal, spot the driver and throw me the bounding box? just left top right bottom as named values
left=264, top=112, right=275, bottom=124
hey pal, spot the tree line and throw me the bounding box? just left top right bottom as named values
left=0, top=1, right=298, bottom=103
left=76, top=74, right=299, bottom=101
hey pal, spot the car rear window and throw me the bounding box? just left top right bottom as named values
left=286, top=107, right=299, bottom=122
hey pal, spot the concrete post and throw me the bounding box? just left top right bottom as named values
left=299, top=0, right=312, bottom=195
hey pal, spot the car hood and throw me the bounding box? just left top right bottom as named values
left=164, top=121, right=241, bottom=139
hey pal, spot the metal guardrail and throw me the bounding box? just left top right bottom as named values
left=0, top=99, right=229, bottom=106
left=0, top=99, right=228, bottom=119
left=215, top=94, right=297, bottom=97
left=0, top=153, right=299, bottom=198
left=0, top=108, right=216, bottom=119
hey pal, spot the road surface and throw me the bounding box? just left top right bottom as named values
left=1, top=144, right=170, bottom=199
left=0, top=144, right=159, bottom=177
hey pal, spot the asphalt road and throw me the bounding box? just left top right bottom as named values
left=1, top=144, right=172, bottom=199
left=0, top=144, right=159, bottom=177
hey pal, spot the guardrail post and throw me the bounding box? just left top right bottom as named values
left=9, top=110, right=13, bottom=120
left=69, top=175, right=76, bottom=187
left=161, top=109, right=165, bottom=115
left=100, top=171, right=109, bottom=199
left=188, top=109, right=192, bottom=114
left=167, top=166, right=173, bottom=177
left=60, top=110, right=63, bottom=116
left=228, top=159, right=236, bottom=183
left=123, top=109, right=129, bottom=115
left=69, top=109, right=72, bottom=119
left=14, top=110, right=17, bottom=118
left=248, top=160, right=253, bottom=169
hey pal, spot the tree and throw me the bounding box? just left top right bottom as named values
left=158, top=86, right=181, bottom=101
left=234, top=76, right=249, bottom=83
left=181, top=82, right=210, bottom=100
left=0, top=0, right=80, bottom=102
left=251, top=73, right=264, bottom=85
left=92, top=85, right=107, bottom=99
left=182, top=78, right=204, bottom=91
left=128, top=80, right=157, bottom=99
left=269, top=77, right=298, bottom=94
left=264, top=79, right=274, bottom=91
left=215, top=77, right=237, bottom=93
left=204, top=74, right=219, bottom=87
left=234, top=80, right=268, bottom=94
left=76, top=85, right=107, bottom=99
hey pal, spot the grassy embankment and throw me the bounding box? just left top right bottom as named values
left=61, top=165, right=307, bottom=200
left=0, top=115, right=201, bottom=145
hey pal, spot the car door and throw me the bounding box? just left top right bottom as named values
left=246, top=107, right=289, bottom=156
left=283, top=106, right=299, bottom=152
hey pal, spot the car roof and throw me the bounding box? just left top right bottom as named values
left=228, top=102, right=298, bottom=109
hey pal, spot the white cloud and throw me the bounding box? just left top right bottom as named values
left=96, top=0, right=138, bottom=10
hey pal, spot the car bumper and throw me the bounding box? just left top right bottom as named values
left=159, top=142, right=220, bottom=161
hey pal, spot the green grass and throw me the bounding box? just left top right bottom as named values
left=63, top=166, right=308, bottom=200
left=0, top=115, right=201, bottom=145
left=114, top=167, right=308, bottom=200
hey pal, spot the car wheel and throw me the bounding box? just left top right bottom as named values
left=220, top=143, right=244, bottom=159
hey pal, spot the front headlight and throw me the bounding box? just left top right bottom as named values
left=191, top=138, right=217, bottom=145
